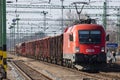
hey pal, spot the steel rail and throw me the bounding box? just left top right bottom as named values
left=13, top=60, right=52, bottom=80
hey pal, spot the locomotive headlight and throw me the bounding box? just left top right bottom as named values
left=75, top=47, right=80, bottom=53
left=101, top=47, right=105, bottom=52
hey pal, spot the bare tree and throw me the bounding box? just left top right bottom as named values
left=106, top=19, right=118, bottom=43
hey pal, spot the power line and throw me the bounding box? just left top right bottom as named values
left=6, top=4, right=120, bottom=9
left=15, top=18, right=118, bottom=21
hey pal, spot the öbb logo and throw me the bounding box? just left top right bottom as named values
left=86, top=49, right=95, bottom=52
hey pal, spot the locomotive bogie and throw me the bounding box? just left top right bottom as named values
left=75, top=53, right=106, bottom=64
left=63, top=53, right=106, bottom=65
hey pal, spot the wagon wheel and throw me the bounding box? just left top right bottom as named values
left=64, top=59, right=69, bottom=67
left=55, top=58, right=57, bottom=64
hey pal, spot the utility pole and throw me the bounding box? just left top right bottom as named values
left=0, top=0, right=3, bottom=66
left=15, top=0, right=20, bottom=44
left=11, top=22, right=16, bottom=52
left=9, top=25, right=14, bottom=52
left=117, top=8, right=120, bottom=45
left=0, top=0, right=7, bottom=78
left=60, top=0, right=64, bottom=33
left=8, top=27, right=11, bottom=52
left=103, top=0, right=107, bottom=30
left=41, top=11, right=48, bottom=32
left=16, top=16, right=20, bottom=43
left=31, top=27, right=33, bottom=40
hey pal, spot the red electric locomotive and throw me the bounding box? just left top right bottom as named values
left=63, top=24, right=106, bottom=65
left=15, top=22, right=107, bottom=69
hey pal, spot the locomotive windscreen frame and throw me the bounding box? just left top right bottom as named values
left=78, top=30, right=101, bottom=44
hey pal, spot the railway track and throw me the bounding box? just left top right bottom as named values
left=26, top=60, right=118, bottom=80
left=8, top=54, right=120, bottom=80
left=97, top=63, right=120, bottom=80
left=37, top=61, right=120, bottom=80
left=10, top=60, right=52, bottom=80
left=68, top=63, right=120, bottom=80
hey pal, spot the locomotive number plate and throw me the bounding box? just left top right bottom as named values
left=86, top=49, right=95, bottom=52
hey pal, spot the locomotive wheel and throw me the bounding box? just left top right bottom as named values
left=68, top=60, right=72, bottom=68
left=62, top=59, right=65, bottom=67
left=46, top=58, right=48, bottom=62
left=64, top=59, right=67, bottom=67
left=42, top=57, right=44, bottom=61
left=60, top=59, right=63, bottom=66
left=47, top=58, right=49, bottom=62
left=70, top=61, right=75, bottom=68
left=67, top=60, right=70, bottom=68
left=44, top=58, right=46, bottom=62
left=40, top=56, right=42, bottom=61
left=55, top=58, right=58, bottom=64
left=36, top=56, right=38, bottom=60
left=50, top=59, right=52, bottom=63
left=53, top=58, right=55, bottom=64
left=65, top=59, right=70, bottom=68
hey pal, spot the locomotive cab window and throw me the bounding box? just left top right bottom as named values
left=79, top=30, right=101, bottom=44
left=69, top=34, right=73, bottom=41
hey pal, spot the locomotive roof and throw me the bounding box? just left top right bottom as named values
left=64, top=24, right=105, bottom=33
left=75, top=24, right=103, bottom=28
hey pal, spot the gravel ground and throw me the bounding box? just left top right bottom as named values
left=7, top=53, right=120, bottom=80
left=7, top=65, right=15, bottom=80
left=7, top=54, right=25, bottom=80
left=7, top=62, right=25, bottom=80
left=7, top=54, right=96, bottom=80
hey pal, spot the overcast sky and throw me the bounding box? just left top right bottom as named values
left=6, top=0, right=120, bottom=37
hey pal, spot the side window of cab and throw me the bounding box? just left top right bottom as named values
left=69, top=34, right=73, bottom=41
